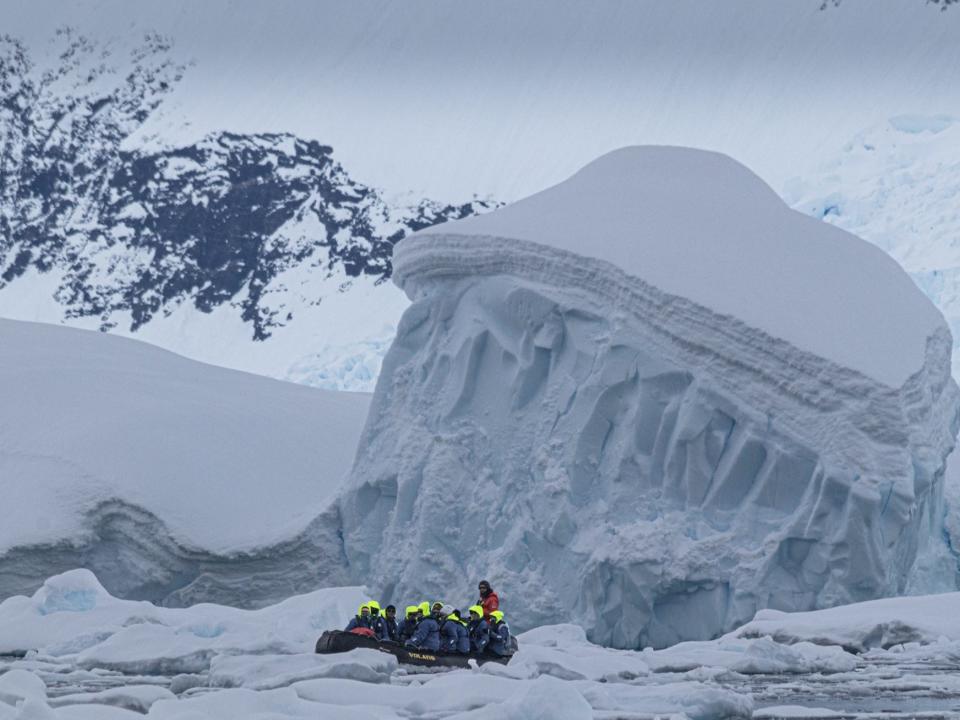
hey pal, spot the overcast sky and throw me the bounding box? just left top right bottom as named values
left=6, top=0, right=960, bottom=201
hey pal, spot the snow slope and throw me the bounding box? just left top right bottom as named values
left=338, top=147, right=960, bottom=649
left=0, top=318, right=369, bottom=605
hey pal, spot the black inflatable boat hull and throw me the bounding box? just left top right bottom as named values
left=315, top=630, right=512, bottom=667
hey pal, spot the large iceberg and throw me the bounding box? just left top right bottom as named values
left=338, top=147, right=960, bottom=648
left=0, top=319, right=369, bottom=606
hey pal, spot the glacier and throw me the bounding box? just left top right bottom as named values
left=0, top=318, right=369, bottom=606
left=338, top=146, right=960, bottom=649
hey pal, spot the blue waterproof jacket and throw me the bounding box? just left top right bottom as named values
left=369, top=614, right=386, bottom=640
left=468, top=618, right=490, bottom=653
left=397, top=618, right=417, bottom=643
left=439, top=619, right=460, bottom=653
left=408, top=616, right=440, bottom=652
left=454, top=621, right=471, bottom=654
left=383, top=616, right=399, bottom=642
left=345, top=615, right=372, bottom=632
left=488, top=621, right=512, bottom=655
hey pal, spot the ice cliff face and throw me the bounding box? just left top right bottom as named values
left=338, top=147, right=960, bottom=649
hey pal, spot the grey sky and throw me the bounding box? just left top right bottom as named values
left=6, top=0, right=960, bottom=199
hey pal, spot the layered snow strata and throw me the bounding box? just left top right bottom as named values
left=338, top=146, right=960, bottom=648
left=0, top=319, right=370, bottom=606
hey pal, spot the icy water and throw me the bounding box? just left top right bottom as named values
left=745, top=659, right=960, bottom=718
left=4, top=653, right=960, bottom=719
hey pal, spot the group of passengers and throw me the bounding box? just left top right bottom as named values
left=344, top=580, right=513, bottom=656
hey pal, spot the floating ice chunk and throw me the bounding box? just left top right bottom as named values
left=646, top=636, right=856, bottom=674
left=340, top=146, right=960, bottom=647
left=145, top=687, right=397, bottom=720
left=49, top=686, right=174, bottom=714
left=9, top=699, right=56, bottom=720
left=53, top=704, right=145, bottom=719
left=485, top=625, right=648, bottom=681
left=32, top=571, right=110, bottom=617
left=209, top=651, right=397, bottom=689
left=445, top=676, right=592, bottom=720
left=753, top=707, right=843, bottom=719
left=737, top=591, right=960, bottom=652
left=0, top=670, right=46, bottom=706
left=577, top=680, right=753, bottom=720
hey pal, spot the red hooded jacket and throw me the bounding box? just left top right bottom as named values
left=479, top=590, right=499, bottom=618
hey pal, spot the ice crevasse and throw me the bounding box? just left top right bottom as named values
left=338, top=146, right=960, bottom=649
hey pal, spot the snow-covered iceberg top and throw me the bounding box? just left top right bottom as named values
left=401, top=145, right=943, bottom=388
left=340, top=147, right=960, bottom=648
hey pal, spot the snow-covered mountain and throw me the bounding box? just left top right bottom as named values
left=0, top=317, right=369, bottom=607
left=0, top=31, right=493, bottom=391
left=338, top=147, right=960, bottom=649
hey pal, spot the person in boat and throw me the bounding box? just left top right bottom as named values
left=437, top=604, right=461, bottom=654
left=383, top=605, right=399, bottom=642
left=406, top=602, right=440, bottom=651
left=487, top=610, right=513, bottom=656
left=467, top=605, right=491, bottom=653
left=397, top=605, right=419, bottom=643
left=449, top=608, right=471, bottom=654
left=367, top=600, right=387, bottom=640
left=477, top=580, right=499, bottom=619
left=345, top=603, right=372, bottom=632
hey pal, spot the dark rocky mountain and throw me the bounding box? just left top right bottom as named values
left=0, top=30, right=493, bottom=342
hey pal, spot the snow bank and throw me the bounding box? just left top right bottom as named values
left=644, top=635, right=855, bottom=675
left=0, top=569, right=366, bottom=667
left=339, top=146, right=960, bottom=648
left=491, top=624, right=648, bottom=681
left=736, top=590, right=960, bottom=652
left=0, top=319, right=369, bottom=606
left=209, top=651, right=397, bottom=689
